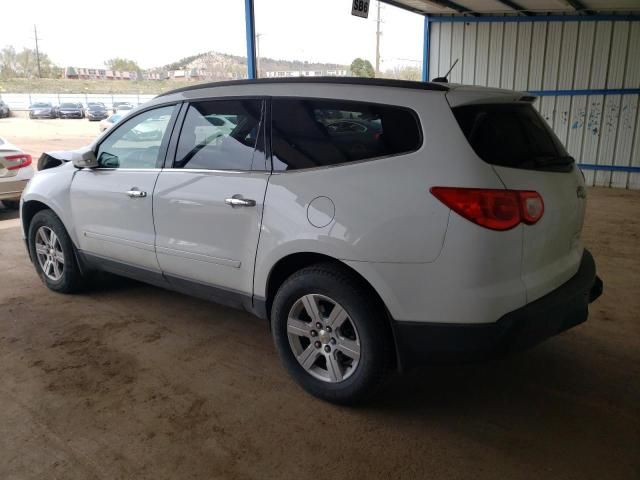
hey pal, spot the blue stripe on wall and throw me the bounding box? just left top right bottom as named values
left=530, top=88, right=640, bottom=96
left=578, top=164, right=640, bottom=173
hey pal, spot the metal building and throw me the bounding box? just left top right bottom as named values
left=242, top=0, right=640, bottom=189
left=383, top=1, right=640, bottom=189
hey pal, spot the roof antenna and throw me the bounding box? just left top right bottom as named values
left=432, top=58, right=459, bottom=83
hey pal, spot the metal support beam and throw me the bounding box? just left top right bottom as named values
left=428, top=0, right=478, bottom=16
left=565, top=0, right=595, bottom=15
left=244, top=0, right=257, bottom=79
left=495, top=0, right=534, bottom=16
left=422, top=16, right=430, bottom=82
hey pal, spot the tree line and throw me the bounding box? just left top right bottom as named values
left=0, top=45, right=142, bottom=79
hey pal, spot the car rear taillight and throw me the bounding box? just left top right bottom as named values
left=5, top=153, right=33, bottom=170
left=518, top=191, right=544, bottom=224
left=430, top=187, right=544, bottom=231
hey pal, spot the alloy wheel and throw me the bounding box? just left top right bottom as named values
left=287, top=294, right=361, bottom=383
left=34, top=226, right=65, bottom=281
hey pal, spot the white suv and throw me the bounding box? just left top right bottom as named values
left=21, top=78, right=602, bottom=404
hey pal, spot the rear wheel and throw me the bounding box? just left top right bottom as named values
left=271, top=263, right=390, bottom=405
left=28, top=209, right=84, bottom=293
left=2, top=200, right=19, bottom=210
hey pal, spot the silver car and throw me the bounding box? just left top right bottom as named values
left=0, top=137, right=34, bottom=209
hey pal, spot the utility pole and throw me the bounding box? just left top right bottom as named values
left=375, top=1, right=382, bottom=76
left=256, top=33, right=263, bottom=78
left=33, top=24, right=42, bottom=78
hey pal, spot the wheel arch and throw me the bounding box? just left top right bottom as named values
left=263, top=252, right=399, bottom=369
left=21, top=200, right=86, bottom=275
left=21, top=199, right=52, bottom=239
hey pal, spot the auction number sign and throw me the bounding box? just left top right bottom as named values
left=351, top=0, right=370, bottom=18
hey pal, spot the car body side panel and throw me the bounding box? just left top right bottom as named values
left=69, top=169, right=162, bottom=271
left=253, top=90, right=517, bottom=321
left=20, top=162, right=77, bottom=241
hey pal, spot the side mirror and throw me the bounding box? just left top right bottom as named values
left=71, top=148, right=99, bottom=169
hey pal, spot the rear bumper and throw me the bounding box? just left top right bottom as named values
left=393, top=249, right=602, bottom=369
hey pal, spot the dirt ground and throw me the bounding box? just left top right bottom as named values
left=0, top=115, right=99, bottom=159
left=0, top=120, right=639, bottom=480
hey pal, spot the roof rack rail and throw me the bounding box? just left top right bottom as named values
left=157, top=76, right=449, bottom=97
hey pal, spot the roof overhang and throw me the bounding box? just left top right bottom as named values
left=379, top=0, right=640, bottom=17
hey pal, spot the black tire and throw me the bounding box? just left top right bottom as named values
left=2, top=199, right=20, bottom=210
left=271, top=263, right=390, bottom=405
left=28, top=209, right=84, bottom=293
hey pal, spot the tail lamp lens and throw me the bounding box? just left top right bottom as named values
left=430, top=187, right=544, bottom=231
left=519, top=191, right=545, bottom=224
left=5, top=153, right=33, bottom=170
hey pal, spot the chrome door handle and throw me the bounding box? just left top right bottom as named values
left=127, top=189, right=147, bottom=198
left=225, top=195, right=256, bottom=208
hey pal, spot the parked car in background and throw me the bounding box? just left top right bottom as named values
left=0, top=100, right=10, bottom=118
left=23, top=78, right=603, bottom=404
left=85, top=102, right=106, bottom=115
left=86, top=103, right=109, bottom=121
left=29, top=102, right=57, bottom=119
left=113, top=102, right=134, bottom=113
left=99, top=113, right=124, bottom=132
left=0, top=137, right=34, bottom=210
left=58, top=103, right=85, bottom=119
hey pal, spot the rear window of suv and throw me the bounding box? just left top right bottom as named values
left=271, top=98, right=421, bottom=171
left=453, top=103, right=574, bottom=172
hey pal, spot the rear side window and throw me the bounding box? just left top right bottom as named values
left=271, top=98, right=421, bottom=171
left=453, top=103, right=573, bottom=172
left=174, top=99, right=265, bottom=171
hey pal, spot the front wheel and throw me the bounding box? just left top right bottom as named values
left=271, top=263, right=390, bottom=405
left=28, top=209, right=84, bottom=293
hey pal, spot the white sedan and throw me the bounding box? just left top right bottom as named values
left=99, top=113, right=124, bottom=133
left=0, top=137, right=34, bottom=209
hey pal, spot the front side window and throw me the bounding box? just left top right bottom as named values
left=97, top=105, right=176, bottom=169
left=271, top=98, right=421, bottom=171
left=174, top=99, right=265, bottom=171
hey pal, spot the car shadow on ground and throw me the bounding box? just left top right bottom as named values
left=0, top=206, right=19, bottom=221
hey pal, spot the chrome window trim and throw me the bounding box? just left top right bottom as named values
left=88, top=168, right=163, bottom=172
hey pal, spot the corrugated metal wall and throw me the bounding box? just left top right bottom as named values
left=429, top=20, right=640, bottom=189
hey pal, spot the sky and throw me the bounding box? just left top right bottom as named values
left=0, top=0, right=423, bottom=71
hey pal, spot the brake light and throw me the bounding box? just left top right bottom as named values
left=430, top=187, right=544, bottom=231
left=5, top=153, right=32, bottom=170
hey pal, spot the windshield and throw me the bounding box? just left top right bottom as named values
left=60, top=103, right=78, bottom=108
left=32, top=103, right=51, bottom=108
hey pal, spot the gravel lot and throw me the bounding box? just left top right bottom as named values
left=0, top=119, right=639, bottom=479
left=0, top=115, right=100, bottom=159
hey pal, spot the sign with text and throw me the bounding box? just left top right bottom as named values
left=351, top=0, right=370, bottom=18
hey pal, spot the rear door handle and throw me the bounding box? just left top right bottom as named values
left=127, top=189, right=147, bottom=198
left=225, top=194, right=256, bottom=208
